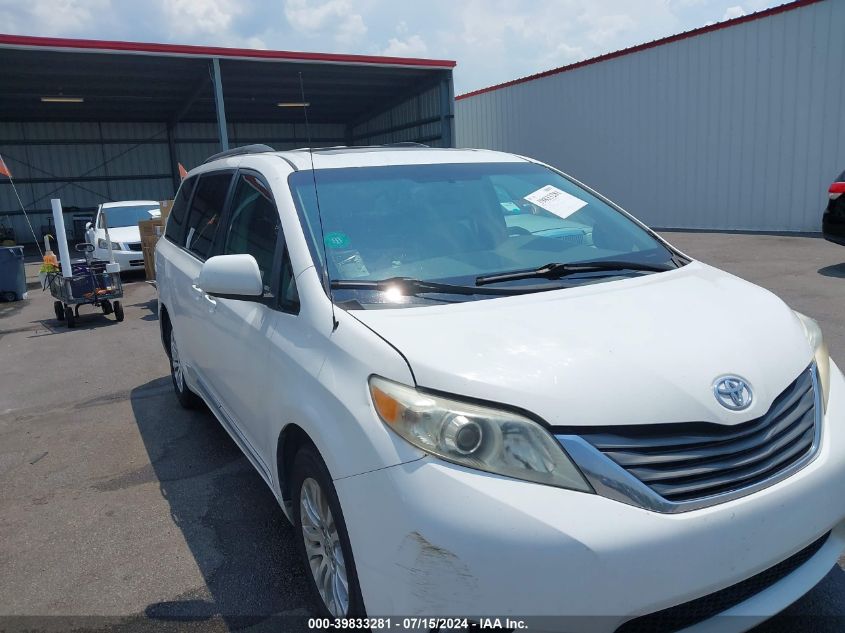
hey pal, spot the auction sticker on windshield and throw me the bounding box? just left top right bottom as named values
left=331, top=249, right=369, bottom=278
left=524, top=185, right=587, bottom=219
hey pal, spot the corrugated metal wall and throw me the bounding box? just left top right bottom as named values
left=455, top=0, right=845, bottom=232
left=0, top=121, right=343, bottom=243
left=353, top=82, right=451, bottom=148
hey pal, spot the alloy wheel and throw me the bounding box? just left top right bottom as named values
left=170, top=332, right=184, bottom=392
left=300, top=477, right=349, bottom=617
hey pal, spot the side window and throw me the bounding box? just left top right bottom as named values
left=164, top=177, right=196, bottom=244
left=223, top=174, right=279, bottom=288
left=184, top=172, right=232, bottom=260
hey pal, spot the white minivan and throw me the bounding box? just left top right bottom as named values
left=155, top=145, right=845, bottom=632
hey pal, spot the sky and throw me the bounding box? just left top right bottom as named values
left=0, top=0, right=785, bottom=94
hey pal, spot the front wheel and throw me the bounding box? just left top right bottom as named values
left=293, top=446, right=366, bottom=619
left=113, top=301, right=124, bottom=322
left=64, top=304, right=75, bottom=328
left=168, top=327, right=201, bottom=409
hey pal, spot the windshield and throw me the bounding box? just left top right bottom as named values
left=99, top=205, right=160, bottom=228
left=289, top=162, right=676, bottom=305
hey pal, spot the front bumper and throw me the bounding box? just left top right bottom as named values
left=822, top=212, right=845, bottom=246
left=336, top=361, right=845, bottom=631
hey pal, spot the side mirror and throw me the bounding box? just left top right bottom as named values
left=85, top=221, right=93, bottom=230
left=198, top=254, right=263, bottom=299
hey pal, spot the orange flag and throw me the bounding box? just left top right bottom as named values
left=178, top=163, right=188, bottom=180
left=0, top=156, right=11, bottom=179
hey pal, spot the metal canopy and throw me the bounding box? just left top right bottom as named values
left=0, top=36, right=456, bottom=241
left=0, top=35, right=455, bottom=124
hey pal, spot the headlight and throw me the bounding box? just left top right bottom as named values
left=795, top=311, right=830, bottom=412
left=369, top=376, right=591, bottom=492
left=97, top=238, right=121, bottom=251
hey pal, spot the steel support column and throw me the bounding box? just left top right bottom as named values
left=440, top=74, right=454, bottom=148
left=166, top=124, right=179, bottom=194
left=211, top=58, right=229, bottom=151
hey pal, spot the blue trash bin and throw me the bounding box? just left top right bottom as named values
left=0, top=246, right=27, bottom=301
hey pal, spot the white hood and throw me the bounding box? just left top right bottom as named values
left=351, top=262, right=813, bottom=428
left=94, top=226, right=141, bottom=244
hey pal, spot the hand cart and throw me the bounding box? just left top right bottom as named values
left=45, top=243, right=124, bottom=328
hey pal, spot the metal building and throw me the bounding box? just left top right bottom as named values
left=0, top=35, right=455, bottom=244
left=455, top=0, right=844, bottom=233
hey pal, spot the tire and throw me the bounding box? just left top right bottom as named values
left=113, top=301, right=124, bottom=322
left=65, top=304, right=75, bottom=328
left=292, top=445, right=366, bottom=619
left=167, top=326, right=201, bottom=409
left=101, top=300, right=113, bottom=315
left=54, top=300, right=65, bottom=321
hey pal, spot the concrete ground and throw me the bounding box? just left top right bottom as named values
left=0, top=232, right=843, bottom=632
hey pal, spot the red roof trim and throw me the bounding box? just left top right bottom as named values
left=0, top=33, right=456, bottom=69
left=456, top=0, right=821, bottom=100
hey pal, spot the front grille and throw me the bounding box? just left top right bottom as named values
left=577, top=367, right=818, bottom=504
left=617, top=532, right=830, bottom=633
left=126, top=242, right=143, bottom=252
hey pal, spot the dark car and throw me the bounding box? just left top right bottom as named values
left=822, top=169, right=845, bottom=246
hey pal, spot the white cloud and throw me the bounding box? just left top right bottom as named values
left=162, top=0, right=242, bottom=35
left=336, top=13, right=367, bottom=44
left=284, top=0, right=367, bottom=44
left=381, top=33, right=428, bottom=57
left=722, top=5, right=746, bottom=20
left=0, top=0, right=784, bottom=93
left=1, top=0, right=111, bottom=35
left=578, top=11, right=636, bottom=46
left=438, top=0, right=676, bottom=90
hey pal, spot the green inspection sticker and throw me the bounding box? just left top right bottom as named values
left=324, top=232, right=350, bottom=249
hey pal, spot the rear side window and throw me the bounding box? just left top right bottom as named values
left=164, top=177, right=196, bottom=244
left=223, top=174, right=279, bottom=288
left=184, top=172, right=232, bottom=260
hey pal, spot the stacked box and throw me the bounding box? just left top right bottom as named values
left=138, top=218, right=164, bottom=280
left=135, top=201, right=173, bottom=280
left=159, top=199, right=173, bottom=222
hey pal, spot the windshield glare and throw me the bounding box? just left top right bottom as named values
left=99, top=205, right=160, bottom=228
left=289, top=162, right=674, bottom=304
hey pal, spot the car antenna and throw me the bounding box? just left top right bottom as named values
left=299, top=72, right=338, bottom=331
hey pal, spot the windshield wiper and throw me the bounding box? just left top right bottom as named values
left=331, top=277, right=548, bottom=296
left=475, top=260, right=675, bottom=286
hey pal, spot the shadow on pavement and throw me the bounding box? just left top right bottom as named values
left=0, top=298, right=26, bottom=322
left=27, top=310, right=120, bottom=334
left=130, top=296, right=159, bottom=322
left=129, top=377, right=315, bottom=630
left=818, top=263, right=845, bottom=279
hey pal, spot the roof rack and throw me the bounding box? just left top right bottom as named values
left=380, top=142, right=430, bottom=148
left=292, top=142, right=431, bottom=153
left=203, top=143, right=275, bottom=164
